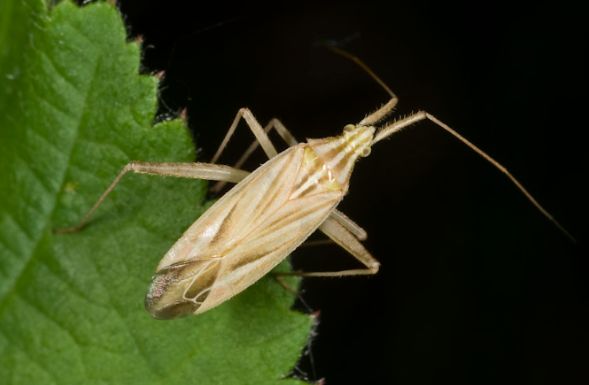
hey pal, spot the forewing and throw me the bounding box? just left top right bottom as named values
left=148, top=144, right=344, bottom=316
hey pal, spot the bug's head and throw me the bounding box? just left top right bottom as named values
left=342, top=124, right=375, bottom=158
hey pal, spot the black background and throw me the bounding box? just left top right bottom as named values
left=116, top=1, right=587, bottom=384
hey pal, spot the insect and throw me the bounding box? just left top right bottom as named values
left=57, top=47, right=574, bottom=319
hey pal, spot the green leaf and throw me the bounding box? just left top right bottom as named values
left=0, top=1, right=313, bottom=384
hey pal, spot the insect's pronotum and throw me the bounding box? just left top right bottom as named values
left=57, top=47, right=574, bottom=319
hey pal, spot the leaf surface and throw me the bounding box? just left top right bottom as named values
left=0, top=1, right=312, bottom=384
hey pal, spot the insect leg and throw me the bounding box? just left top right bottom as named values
left=211, top=107, right=278, bottom=164
left=328, top=209, right=367, bottom=241
left=300, top=209, right=368, bottom=247
left=210, top=117, right=296, bottom=193
left=372, top=111, right=576, bottom=242
left=55, top=162, right=250, bottom=234
left=280, top=216, right=380, bottom=277
left=232, top=118, right=298, bottom=169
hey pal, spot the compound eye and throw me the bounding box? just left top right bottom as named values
left=360, top=147, right=371, bottom=157
left=343, top=124, right=355, bottom=133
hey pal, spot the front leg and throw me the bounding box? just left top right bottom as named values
left=211, top=107, right=279, bottom=164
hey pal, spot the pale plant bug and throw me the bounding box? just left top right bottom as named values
left=56, top=46, right=575, bottom=319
